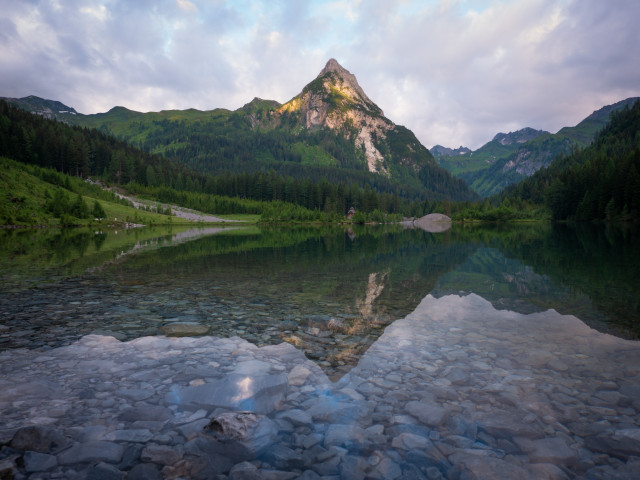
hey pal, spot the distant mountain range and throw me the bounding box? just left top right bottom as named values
left=5, top=73, right=636, bottom=201
left=430, top=145, right=472, bottom=157
left=505, top=99, right=640, bottom=223
left=0, top=95, right=78, bottom=119
left=2, top=59, right=476, bottom=203
left=435, top=98, right=640, bottom=197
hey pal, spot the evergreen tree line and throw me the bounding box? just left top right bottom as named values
left=502, top=101, right=640, bottom=222
left=45, top=189, right=106, bottom=225
left=141, top=117, right=366, bottom=172
left=0, top=100, right=449, bottom=219
left=0, top=100, right=192, bottom=187
left=137, top=118, right=454, bottom=201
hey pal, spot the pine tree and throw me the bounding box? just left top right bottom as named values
left=92, top=200, right=106, bottom=219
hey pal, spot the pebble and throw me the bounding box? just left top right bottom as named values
left=0, top=294, right=639, bottom=479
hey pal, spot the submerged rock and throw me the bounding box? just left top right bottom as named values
left=585, top=428, right=640, bottom=459
left=10, top=425, right=70, bottom=453
left=57, top=441, right=124, bottom=465
left=405, top=401, right=448, bottom=427
left=2, top=291, right=640, bottom=479
left=201, top=411, right=278, bottom=461
left=161, top=322, right=210, bottom=337
left=168, top=373, right=288, bottom=414
left=22, top=451, right=58, bottom=473
left=288, top=365, right=312, bottom=386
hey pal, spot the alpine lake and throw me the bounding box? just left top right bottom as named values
left=1, top=223, right=639, bottom=480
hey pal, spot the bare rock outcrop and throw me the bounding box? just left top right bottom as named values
left=279, top=59, right=392, bottom=175
left=413, top=213, right=452, bottom=233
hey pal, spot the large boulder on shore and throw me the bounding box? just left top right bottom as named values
left=413, top=213, right=451, bottom=232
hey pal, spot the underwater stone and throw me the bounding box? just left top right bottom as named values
left=201, top=411, right=278, bottom=462
left=167, top=373, right=288, bottom=414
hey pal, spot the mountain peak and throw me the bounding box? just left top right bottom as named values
left=279, top=59, right=395, bottom=174
left=1, top=95, right=78, bottom=117
left=313, top=59, right=377, bottom=113
left=431, top=145, right=472, bottom=158
left=241, top=97, right=281, bottom=112
left=492, top=127, right=549, bottom=146
left=318, top=58, right=349, bottom=77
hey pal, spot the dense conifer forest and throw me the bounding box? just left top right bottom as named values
left=3, top=97, right=639, bottom=225
left=0, top=100, right=445, bottom=221
left=501, top=101, right=640, bottom=222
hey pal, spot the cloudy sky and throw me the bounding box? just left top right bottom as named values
left=1, top=0, right=639, bottom=149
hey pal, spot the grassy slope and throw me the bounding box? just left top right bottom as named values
left=438, top=140, right=519, bottom=176
left=66, top=106, right=234, bottom=149
left=0, top=157, right=205, bottom=226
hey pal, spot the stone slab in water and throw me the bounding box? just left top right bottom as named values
left=161, top=322, right=210, bottom=336
left=0, top=294, right=639, bottom=479
left=10, top=425, right=70, bottom=453
left=57, top=441, right=124, bottom=465
left=168, top=373, right=288, bottom=414
left=200, top=412, right=278, bottom=462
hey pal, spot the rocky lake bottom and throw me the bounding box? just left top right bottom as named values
left=1, top=293, right=639, bottom=480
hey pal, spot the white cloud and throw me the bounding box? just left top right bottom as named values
left=341, top=0, right=640, bottom=148
left=80, top=4, right=109, bottom=21
left=176, top=0, right=198, bottom=12
left=0, top=0, right=639, bottom=150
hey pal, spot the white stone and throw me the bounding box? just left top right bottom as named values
left=280, top=409, right=313, bottom=427
left=391, top=432, right=431, bottom=450
left=288, top=365, right=312, bottom=386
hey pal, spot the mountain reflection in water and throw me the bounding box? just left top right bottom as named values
left=0, top=223, right=639, bottom=380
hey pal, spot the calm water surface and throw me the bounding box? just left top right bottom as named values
left=1, top=223, right=639, bottom=377
left=1, top=223, right=640, bottom=478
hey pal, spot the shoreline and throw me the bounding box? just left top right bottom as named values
left=1, top=294, right=639, bottom=479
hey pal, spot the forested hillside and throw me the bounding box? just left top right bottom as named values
left=438, top=98, right=639, bottom=197
left=34, top=59, right=477, bottom=203
left=0, top=100, right=448, bottom=221
left=0, top=99, right=192, bottom=185
left=502, top=100, right=640, bottom=221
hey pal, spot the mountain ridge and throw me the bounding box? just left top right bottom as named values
left=2, top=59, right=477, bottom=201
left=0, top=95, right=78, bottom=120
left=278, top=58, right=393, bottom=174
left=503, top=99, right=640, bottom=222
left=9, top=63, right=634, bottom=202
left=2, top=59, right=476, bottom=202
left=492, top=127, right=550, bottom=146
left=437, top=97, right=640, bottom=197
left=430, top=145, right=472, bottom=158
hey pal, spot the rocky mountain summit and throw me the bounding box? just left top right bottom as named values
left=2, top=59, right=478, bottom=202
left=430, top=145, right=472, bottom=158
left=1, top=95, right=77, bottom=121
left=492, top=127, right=549, bottom=146
left=279, top=59, right=429, bottom=176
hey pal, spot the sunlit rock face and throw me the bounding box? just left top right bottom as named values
left=279, top=59, right=394, bottom=175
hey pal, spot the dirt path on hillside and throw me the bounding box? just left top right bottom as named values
left=113, top=191, right=242, bottom=223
